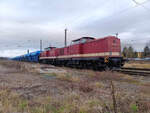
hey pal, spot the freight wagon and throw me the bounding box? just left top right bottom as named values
left=12, top=51, right=41, bottom=62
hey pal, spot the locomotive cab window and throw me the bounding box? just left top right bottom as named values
left=81, top=39, right=87, bottom=43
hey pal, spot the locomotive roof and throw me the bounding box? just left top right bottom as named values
left=72, top=37, right=95, bottom=42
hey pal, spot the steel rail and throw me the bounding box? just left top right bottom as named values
left=114, top=68, right=150, bottom=76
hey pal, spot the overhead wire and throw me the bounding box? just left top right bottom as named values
left=87, top=0, right=150, bottom=34
left=103, top=0, right=150, bottom=36
left=120, top=0, right=150, bottom=47
left=132, top=0, right=150, bottom=11
left=111, top=0, right=150, bottom=18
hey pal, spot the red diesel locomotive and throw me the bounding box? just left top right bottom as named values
left=39, top=36, right=125, bottom=69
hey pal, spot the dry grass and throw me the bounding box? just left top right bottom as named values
left=0, top=59, right=39, bottom=73
left=85, top=71, right=140, bottom=85
left=140, top=84, right=150, bottom=96
left=93, top=82, right=104, bottom=88
left=54, top=73, right=80, bottom=82
left=0, top=60, right=150, bottom=113
left=124, top=61, right=150, bottom=69
left=142, top=82, right=150, bottom=87
left=0, top=89, right=28, bottom=113
left=0, top=87, right=149, bottom=113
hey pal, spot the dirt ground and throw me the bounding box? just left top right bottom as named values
left=0, top=60, right=150, bottom=113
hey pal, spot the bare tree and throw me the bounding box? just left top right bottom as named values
left=122, top=46, right=128, bottom=57
left=143, top=46, right=150, bottom=57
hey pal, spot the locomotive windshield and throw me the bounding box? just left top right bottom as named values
left=72, top=37, right=95, bottom=45
left=44, top=47, right=56, bottom=51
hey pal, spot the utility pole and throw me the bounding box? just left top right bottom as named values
left=65, top=28, right=67, bottom=47
left=27, top=49, right=29, bottom=54
left=40, top=40, right=42, bottom=51
left=116, top=33, right=118, bottom=38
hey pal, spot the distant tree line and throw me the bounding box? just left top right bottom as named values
left=0, top=57, right=8, bottom=60
left=143, top=46, right=150, bottom=57
left=122, top=46, right=137, bottom=58
left=122, top=45, right=150, bottom=58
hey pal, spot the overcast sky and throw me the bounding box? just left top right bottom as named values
left=0, top=0, right=150, bottom=57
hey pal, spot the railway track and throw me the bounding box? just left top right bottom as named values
left=40, top=64, right=150, bottom=76
left=114, top=67, right=150, bottom=76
